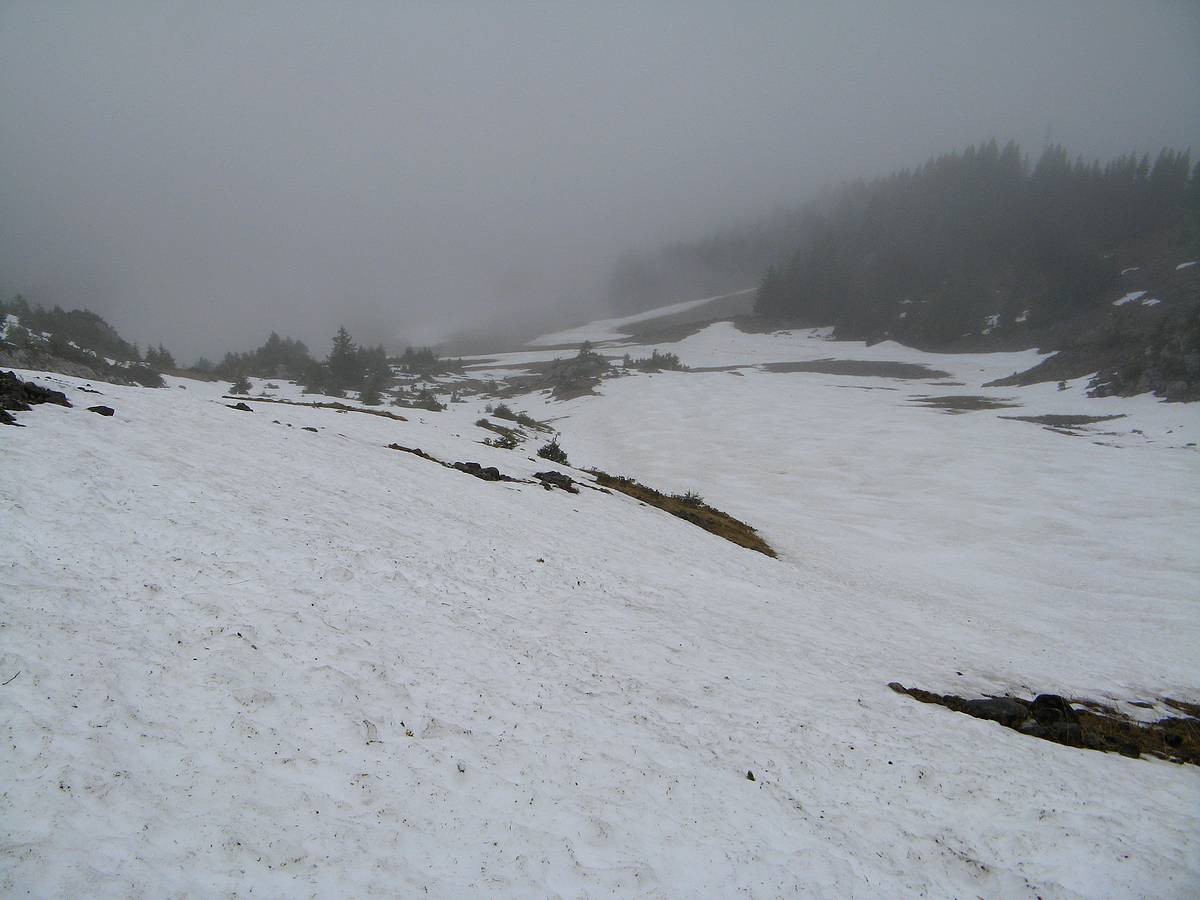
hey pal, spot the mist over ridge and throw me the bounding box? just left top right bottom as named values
left=2, top=1, right=1198, bottom=361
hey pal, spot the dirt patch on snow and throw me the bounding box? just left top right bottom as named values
left=1002, top=413, right=1126, bottom=430
left=762, top=359, right=951, bottom=379
left=910, top=395, right=1020, bottom=412
left=889, top=682, right=1200, bottom=765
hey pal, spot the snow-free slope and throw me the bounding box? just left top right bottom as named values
left=2, top=319, right=1199, bottom=897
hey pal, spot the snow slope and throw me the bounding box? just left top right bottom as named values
left=528, top=289, right=755, bottom=347
left=2, top=318, right=1199, bottom=897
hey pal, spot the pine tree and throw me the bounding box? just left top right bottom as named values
left=326, top=326, right=362, bottom=394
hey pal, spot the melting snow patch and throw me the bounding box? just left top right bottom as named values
left=1113, top=291, right=1146, bottom=306
left=1015, top=309, right=1030, bottom=324
left=1120, top=266, right=1140, bottom=275
left=1177, top=261, right=1197, bottom=270
left=1142, top=298, right=1161, bottom=307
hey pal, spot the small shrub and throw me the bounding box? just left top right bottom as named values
left=628, top=349, right=685, bottom=371
left=674, top=490, right=705, bottom=507
left=414, top=390, right=445, bottom=411
left=230, top=375, right=252, bottom=394
left=537, top=439, right=569, bottom=465
left=493, top=403, right=548, bottom=431
left=359, top=383, right=382, bottom=406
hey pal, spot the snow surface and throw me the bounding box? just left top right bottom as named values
left=2, top=315, right=1199, bottom=897
left=1112, top=291, right=1146, bottom=306
left=528, top=289, right=754, bottom=346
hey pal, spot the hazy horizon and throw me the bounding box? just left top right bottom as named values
left=2, top=1, right=1198, bottom=361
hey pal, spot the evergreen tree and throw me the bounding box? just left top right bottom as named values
left=326, top=326, right=362, bottom=394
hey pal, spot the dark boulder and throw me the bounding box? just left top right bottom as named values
left=87, top=405, right=115, bottom=416
left=227, top=401, right=253, bottom=412
left=534, top=470, right=579, bottom=493
left=453, top=461, right=513, bottom=482
left=1, top=370, right=71, bottom=424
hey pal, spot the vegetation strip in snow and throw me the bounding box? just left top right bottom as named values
left=590, top=471, right=777, bottom=557
left=888, top=683, right=1200, bottom=765
left=221, top=394, right=408, bottom=421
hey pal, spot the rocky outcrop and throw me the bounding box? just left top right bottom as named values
left=452, top=461, right=516, bottom=482
left=1, top=370, right=71, bottom=425
left=534, top=470, right=579, bottom=493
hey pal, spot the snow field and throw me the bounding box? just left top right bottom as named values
left=2, top=315, right=1199, bottom=897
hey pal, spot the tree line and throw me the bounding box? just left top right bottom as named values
left=216, top=327, right=460, bottom=404
left=754, top=141, right=1199, bottom=344
left=0, top=291, right=459, bottom=402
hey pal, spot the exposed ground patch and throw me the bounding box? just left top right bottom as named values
left=223, top=395, right=408, bottom=422
left=889, top=682, right=1200, bottom=765
left=590, top=472, right=776, bottom=557
left=910, top=395, right=1020, bottom=412
left=1003, top=415, right=1123, bottom=429
left=762, top=359, right=951, bottom=379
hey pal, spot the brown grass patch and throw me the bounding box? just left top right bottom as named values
left=591, top=472, right=776, bottom=557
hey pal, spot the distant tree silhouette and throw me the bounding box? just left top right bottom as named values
left=753, top=141, right=1197, bottom=345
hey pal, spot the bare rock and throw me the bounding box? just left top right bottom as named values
left=1, top=370, right=72, bottom=425
left=534, top=470, right=579, bottom=493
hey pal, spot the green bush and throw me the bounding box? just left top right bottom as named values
left=492, top=403, right=548, bottom=430
left=537, top=439, right=569, bottom=465
left=626, top=349, right=685, bottom=371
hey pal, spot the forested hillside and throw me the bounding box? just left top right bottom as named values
left=753, top=141, right=1198, bottom=347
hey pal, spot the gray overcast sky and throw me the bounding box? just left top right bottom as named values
left=2, top=1, right=1198, bottom=359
